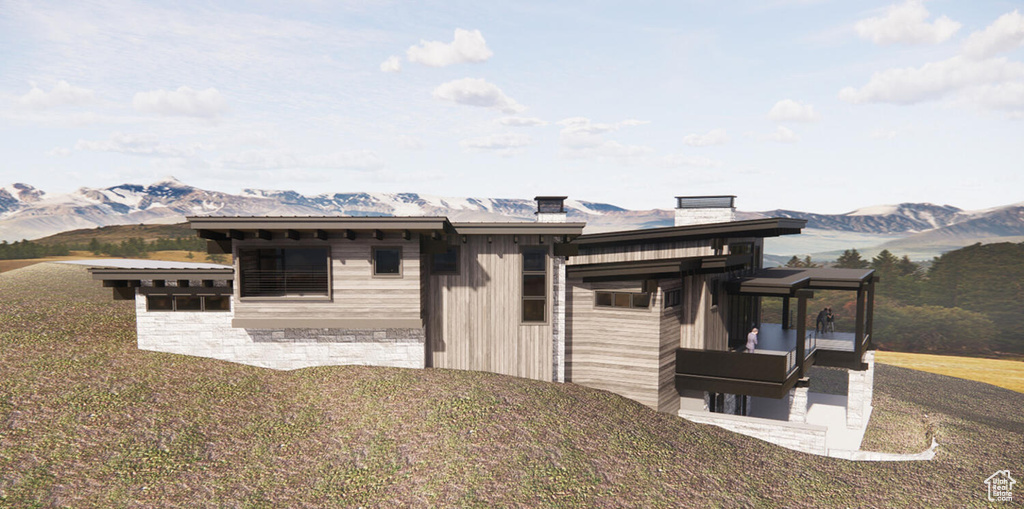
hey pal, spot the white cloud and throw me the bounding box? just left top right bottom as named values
left=18, top=81, right=95, bottom=109
left=75, top=132, right=205, bottom=157
left=839, top=56, right=1024, bottom=105
left=682, top=128, right=729, bottom=147
left=432, top=78, right=525, bottom=113
left=407, top=28, right=493, bottom=67
left=499, top=116, right=548, bottom=127
left=133, top=86, right=227, bottom=118
left=854, top=0, right=961, bottom=45
left=48, top=147, right=72, bottom=157
left=219, top=149, right=383, bottom=170
left=379, top=55, right=402, bottom=73
left=768, top=99, right=820, bottom=122
left=765, top=126, right=800, bottom=143
left=397, top=135, right=425, bottom=150
left=659, top=154, right=724, bottom=168
left=460, top=133, right=531, bottom=156
left=557, top=117, right=652, bottom=162
left=963, top=10, right=1024, bottom=60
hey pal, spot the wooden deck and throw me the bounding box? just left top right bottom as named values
left=755, top=323, right=854, bottom=353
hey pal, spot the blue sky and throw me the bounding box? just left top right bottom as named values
left=1, top=0, right=1022, bottom=213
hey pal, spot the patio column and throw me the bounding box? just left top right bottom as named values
left=781, top=297, right=790, bottom=330
left=866, top=277, right=876, bottom=348
left=795, top=289, right=811, bottom=379
left=855, top=286, right=866, bottom=360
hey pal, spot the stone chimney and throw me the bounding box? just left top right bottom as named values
left=535, top=196, right=567, bottom=223
left=674, top=195, right=736, bottom=226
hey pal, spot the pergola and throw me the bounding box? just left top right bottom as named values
left=726, top=267, right=878, bottom=372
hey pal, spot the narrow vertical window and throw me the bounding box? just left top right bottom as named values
left=522, top=248, right=547, bottom=322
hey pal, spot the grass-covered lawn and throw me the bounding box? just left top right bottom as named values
left=1, top=263, right=1022, bottom=507
left=876, top=351, right=1024, bottom=394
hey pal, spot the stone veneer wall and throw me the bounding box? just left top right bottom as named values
left=134, top=291, right=425, bottom=370
left=551, top=248, right=566, bottom=383
left=847, top=351, right=876, bottom=428
left=679, top=409, right=828, bottom=455
left=674, top=207, right=735, bottom=226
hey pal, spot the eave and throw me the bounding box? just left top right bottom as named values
left=574, top=218, right=806, bottom=248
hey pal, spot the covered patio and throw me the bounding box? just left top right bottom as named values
left=675, top=267, right=877, bottom=400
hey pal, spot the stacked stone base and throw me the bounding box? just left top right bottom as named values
left=134, top=295, right=425, bottom=370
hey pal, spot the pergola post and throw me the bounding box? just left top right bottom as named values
left=855, top=286, right=866, bottom=359
left=866, top=276, right=876, bottom=348
left=781, top=297, right=790, bottom=330
left=795, top=290, right=810, bottom=379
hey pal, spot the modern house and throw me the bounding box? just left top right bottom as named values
left=90, top=195, right=878, bottom=456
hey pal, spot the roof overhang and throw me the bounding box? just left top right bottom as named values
left=90, top=267, right=234, bottom=282
left=727, top=267, right=877, bottom=296
left=567, top=254, right=752, bottom=282
left=188, top=216, right=456, bottom=238
left=573, top=217, right=806, bottom=248
left=450, top=222, right=586, bottom=236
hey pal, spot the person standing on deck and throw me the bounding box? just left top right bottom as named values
left=815, top=307, right=827, bottom=334
left=746, top=327, right=758, bottom=353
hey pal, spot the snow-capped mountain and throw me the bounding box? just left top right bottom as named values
left=1, top=178, right=1021, bottom=258
left=0, top=177, right=660, bottom=242
left=757, top=203, right=971, bottom=234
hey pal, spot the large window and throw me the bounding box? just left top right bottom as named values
left=522, top=248, right=547, bottom=322
left=239, top=247, right=329, bottom=297
left=595, top=291, right=651, bottom=309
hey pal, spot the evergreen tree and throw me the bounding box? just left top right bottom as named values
left=871, top=249, right=900, bottom=272
left=835, top=248, right=869, bottom=269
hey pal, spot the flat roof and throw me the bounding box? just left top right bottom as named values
left=574, top=218, right=806, bottom=247
left=728, top=267, right=876, bottom=295
left=567, top=254, right=752, bottom=281
left=89, top=267, right=234, bottom=281
left=187, top=216, right=455, bottom=233
left=451, top=222, right=586, bottom=235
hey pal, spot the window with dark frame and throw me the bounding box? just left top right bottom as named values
left=238, top=247, right=329, bottom=297
left=594, top=291, right=652, bottom=309
left=146, top=294, right=231, bottom=312
left=664, top=289, right=681, bottom=309
left=431, top=246, right=459, bottom=274
left=522, top=248, right=547, bottom=322
left=373, top=247, right=402, bottom=276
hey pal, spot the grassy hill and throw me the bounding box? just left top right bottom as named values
left=30, top=222, right=195, bottom=245
left=1, top=264, right=1022, bottom=506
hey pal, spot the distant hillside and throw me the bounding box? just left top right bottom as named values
left=31, top=222, right=195, bottom=246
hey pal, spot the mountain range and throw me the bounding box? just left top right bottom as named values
left=2, top=178, right=1022, bottom=259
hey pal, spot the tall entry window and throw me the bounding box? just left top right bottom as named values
left=522, top=248, right=547, bottom=322
left=239, top=247, right=329, bottom=297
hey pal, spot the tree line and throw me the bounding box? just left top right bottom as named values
left=790, top=244, right=1024, bottom=357
left=0, top=236, right=208, bottom=260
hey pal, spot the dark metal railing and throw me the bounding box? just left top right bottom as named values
left=240, top=269, right=329, bottom=297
